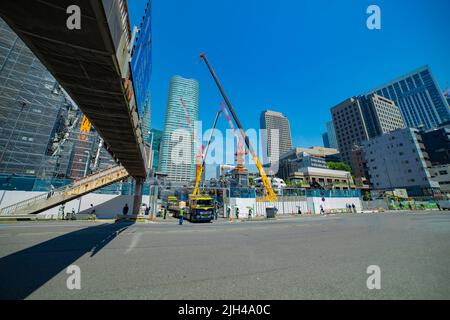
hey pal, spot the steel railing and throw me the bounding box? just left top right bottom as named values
left=0, top=165, right=128, bottom=215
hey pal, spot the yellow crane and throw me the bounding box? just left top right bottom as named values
left=192, top=108, right=222, bottom=196
left=200, top=53, right=277, bottom=202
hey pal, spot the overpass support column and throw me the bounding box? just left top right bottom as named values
left=132, top=178, right=145, bottom=215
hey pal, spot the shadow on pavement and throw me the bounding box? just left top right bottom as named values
left=0, top=221, right=134, bottom=300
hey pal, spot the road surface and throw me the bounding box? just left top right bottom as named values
left=0, top=211, right=449, bottom=299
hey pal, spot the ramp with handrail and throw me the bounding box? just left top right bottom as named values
left=0, top=166, right=130, bottom=216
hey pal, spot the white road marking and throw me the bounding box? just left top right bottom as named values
left=125, top=232, right=142, bottom=254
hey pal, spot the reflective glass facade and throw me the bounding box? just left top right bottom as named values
left=370, top=66, right=450, bottom=130
left=160, top=76, right=199, bottom=183
left=131, top=0, right=152, bottom=116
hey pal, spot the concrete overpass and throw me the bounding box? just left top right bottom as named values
left=0, top=0, right=148, bottom=179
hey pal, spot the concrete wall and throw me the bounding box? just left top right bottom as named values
left=229, top=198, right=256, bottom=218
left=307, top=197, right=362, bottom=214
left=256, top=199, right=308, bottom=216
left=0, top=190, right=150, bottom=219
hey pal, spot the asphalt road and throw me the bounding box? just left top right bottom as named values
left=0, top=211, right=449, bottom=299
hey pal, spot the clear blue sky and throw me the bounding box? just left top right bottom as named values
left=128, top=0, right=450, bottom=148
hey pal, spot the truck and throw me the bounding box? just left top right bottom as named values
left=170, top=194, right=215, bottom=222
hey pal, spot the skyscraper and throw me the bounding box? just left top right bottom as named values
left=260, top=110, right=293, bottom=163
left=331, top=93, right=405, bottom=166
left=140, top=96, right=151, bottom=142
left=159, top=76, right=199, bottom=183
left=131, top=0, right=152, bottom=116
left=148, top=128, right=163, bottom=172
left=325, top=121, right=338, bottom=150
left=369, top=66, right=450, bottom=130
left=322, top=132, right=330, bottom=148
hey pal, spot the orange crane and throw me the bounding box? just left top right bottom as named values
left=200, top=53, right=277, bottom=202
left=220, top=102, right=247, bottom=173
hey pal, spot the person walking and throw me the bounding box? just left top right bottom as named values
left=123, top=203, right=129, bottom=216
left=163, top=206, right=167, bottom=219
left=89, top=204, right=96, bottom=220
left=351, top=203, right=356, bottom=213
left=179, top=207, right=184, bottom=225
left=320, top=205, right=325, bottom=215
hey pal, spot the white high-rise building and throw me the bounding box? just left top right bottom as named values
left=159, top=76, right=199, bottom=183
left=260, top=110, right=293, bottom=164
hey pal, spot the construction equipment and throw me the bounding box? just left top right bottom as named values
left=0, top=165, right=129, bottom=216
left=192, top=108, right=222, bottom=196
left=200, top=53, right=277, bottom=202
left=220, top=102, right=247, bottom=173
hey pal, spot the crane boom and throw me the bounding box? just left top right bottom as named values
left=200, top=53, right=277, bottom=201
left=192, top=109, right=222, bottom=196
left=220, top=102, right=246, bottom=171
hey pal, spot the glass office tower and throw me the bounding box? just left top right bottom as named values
left=370, top=66, right=450, bottom=130
left=159, top=76, right=199, bottom=183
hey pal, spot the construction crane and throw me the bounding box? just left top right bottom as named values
left=192, top=108, right=222, bottom=196
left=220, top=102, right=247, bottom=173
left=200, top=53, right=277, bottom=202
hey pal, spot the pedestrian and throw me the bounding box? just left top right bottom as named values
left=320, top=205, right=325, bottom=215
left=351, top=203, right=356, bottom=213
left=163, top=206, right=167, bottom=219
left=89, top=204, right=96, bottom=220
left=214, top=208, right=218, bottom=220
left=123, top=203, right=129, bottom=216
left=71, top=208, right=76, bottom=220
left=179, top=207, right=184, bottom=225
left=235, top=207, right=239, bottom=219
left=227, top=206, right=231, bottom=218
left=144, top=205, right=150, bottom=216
left=399, top=202, right=404, bottom=210
left=298, top=207, right=302, bottom=215
left=58, top=204, right=65, bottom=220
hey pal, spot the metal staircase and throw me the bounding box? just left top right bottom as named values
left=0, top=166, right=130, bottom=216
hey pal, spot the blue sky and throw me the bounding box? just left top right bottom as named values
left=128, top=0, right=450, bottom=148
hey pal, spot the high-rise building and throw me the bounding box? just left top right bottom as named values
left=148, top=128, right=163, bottom=172
left=140, top=96, right=151, bottom=142
left=131, top=0, right=152, bottom=116
left=421, top=126, right=450, bottom=165
left=159, top=76, right=199, bottom=183
left=369, top=66, right=450, bottom=130
left=331, top=93, right=404, bottom=166
left=363, top=128, right=440, bottom=196
left=0, top=18, right=70, bottom=178
left=322, top=132, right=330, bottom=148
left=325, top=121, right=338, bottom=149
left=260, top=110, right=293, bottom=163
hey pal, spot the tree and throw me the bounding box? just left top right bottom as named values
left=326, top=161, right=352, bottom=173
